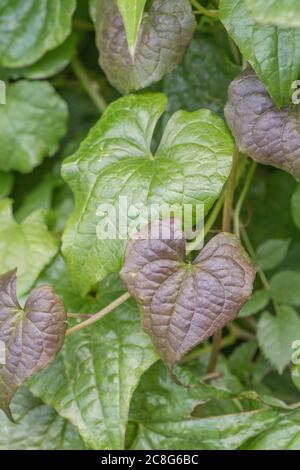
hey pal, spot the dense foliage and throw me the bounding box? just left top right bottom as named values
left=1, top=0, right=300, bottom=450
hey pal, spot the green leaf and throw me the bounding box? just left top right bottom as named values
left=15, top=171, right=62, bottom=223
left=270, top=271, right=300, bottom=306
left=239, top=289, right=270, bottom=317
left=220, top=0, right=300, bottom=107
left=247, top=172, right=298, bottom=247
left=62, top=93, right=234, bottom=296
left=0, top=0, right=77, bottom=67
left=0, top=270, right=67, bottom=419
left=246, top=0, right=300, bottom=28
left=256, top=239, right=291, bottom=271
left=291, top=183, right=300, bottom=230
left=0, top=387, right=84, bottom=450
left=29, top=257, right=158, bottom=450
left=89, top=0, right=98, bottom=23
left=116, top=0, right=147, bottom=53
left=257, top=307, right=300, bottom=373
left=160, top=34, right=240, bottom=118
left=292, top=364, right=300, bottom=390
left=0, top=199, right=59, bottom=296
left=121, top=219, right=255, bottom=369
left=130, top=360, right=300, bottom=449
left=96, top=0, right=196, bottom=94
left=0, top=172, right=14, bottom=199
left=0, top=81, right=68, bottom=173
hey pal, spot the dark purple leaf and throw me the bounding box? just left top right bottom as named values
left=120, top=219, right=256, bottom=369
left=96, top=0, right=196, bottom=94
left=0, top=270, right=67, bottom=419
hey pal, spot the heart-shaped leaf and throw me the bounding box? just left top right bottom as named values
left=0, top=270, right=67, bottom=419
left=225, top=69, right=300, bottom=179
left=120, top=219, right=256, bottom=369
left=62, top=93, right=233, bottom=296
left=96, top=0, right=196, bottom=94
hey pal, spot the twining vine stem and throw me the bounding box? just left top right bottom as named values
left=206, top=145, right=239, bottom=374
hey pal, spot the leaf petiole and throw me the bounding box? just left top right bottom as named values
left=66, top=292, right=131, bottom=335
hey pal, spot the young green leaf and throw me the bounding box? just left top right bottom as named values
left=225, top=69, right=300, bottom=179
left=62, top=93, right=234, bottom=296
left=220, top=0, right=300, bottom=107
left=0, top=172, right=14, bottom=199
left=257, top=307, right=300, bottom=374
left=256, top=239, right=291, bottom=271
left=96, top=0, right=196, bottom=94
left=160, top=34, right=240, bottom=119
left=270, top=271, right=300, bottom=306
left=0, top=0, right=76, bottom=68
left=239, top=289, right=270, bottom=318
left=29, top=258, right=158, bottom=450
left=130, top=361, right=300, bottom=450
left=0, top=270, right=67, bottom=419
left=0, top=81, right=68, bottom=173
left=120, top=219, right=256, bottom=369
left=246, top=0, right=300, bottom=28
left=0, top=387, right=84, bottom=450
left=0, top=199, right=58, bottom=296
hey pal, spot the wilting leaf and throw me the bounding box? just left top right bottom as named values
left=0, top=387, right=84, bottom=450
left=120, top=219, right=255, bottom=369
left=29, top=257, right=158, bottom=450
left=62, top=93, right=233, bottom=296
left=0, top=199, right=59, bottom=296
left=0, top=81, right=68, bottom=173
left=0, top=0, right=76, bottom=68
left=257, top=306, right=300, bottom=374
left=225, top=69, right=300, bottom=179
left=96, top=0, right=196, bottom=94
left=220, top=0, right=300, bottom=107
left=246, top=0, right=300, bottom=28
left=0, top=270, right=67, bottom=419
